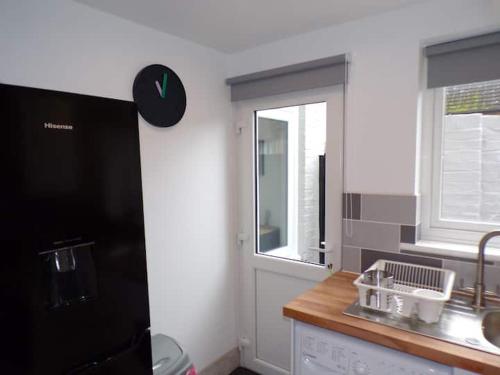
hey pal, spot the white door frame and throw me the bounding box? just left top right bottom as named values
left=234, top=86, right=344, bottom=375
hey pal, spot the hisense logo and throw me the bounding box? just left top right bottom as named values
left=44, top=122, right=73, bottom=130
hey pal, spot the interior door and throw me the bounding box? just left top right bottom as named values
left=235, top=86, right=344, bottom=375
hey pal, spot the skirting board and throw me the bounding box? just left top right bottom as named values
left=199, top=347, right=240, bottom=375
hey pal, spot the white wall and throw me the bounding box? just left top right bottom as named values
left=0, top=0, right=237, bottom=371
left=227, top=0, right=500, bottom=195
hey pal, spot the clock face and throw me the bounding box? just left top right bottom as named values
left=133, top=64, right=186, bottom=128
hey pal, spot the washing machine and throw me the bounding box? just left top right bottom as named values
left=293, top=321, right=477, bottom=375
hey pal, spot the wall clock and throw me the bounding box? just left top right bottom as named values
left=133, top=64, right=186, bottom=127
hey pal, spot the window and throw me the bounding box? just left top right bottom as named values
left=422, top=79, right=500, bottom=244
left=255, top=102, right=326, bottom=264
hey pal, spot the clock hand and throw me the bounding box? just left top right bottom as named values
left=155, top=81, right=162, bottom=97
left=161, top=72, right=168, bottom=98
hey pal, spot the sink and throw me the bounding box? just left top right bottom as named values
left=483, top=311, right=500, bottom=348
left=344, top=298, right=500, bottom=355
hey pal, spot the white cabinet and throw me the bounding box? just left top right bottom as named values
left=292, top=320, right=479, bottom=375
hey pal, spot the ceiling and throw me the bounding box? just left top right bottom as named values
left=75, top=0, right=426, bottom=53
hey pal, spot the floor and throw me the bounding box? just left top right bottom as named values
left=230, top=368, right=260, bottom=375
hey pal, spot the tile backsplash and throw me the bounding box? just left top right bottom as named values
left=360, top=194, right=417, bottom=225
left=341, top=192, right=500, bottom=293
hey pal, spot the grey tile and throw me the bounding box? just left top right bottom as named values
left=401, top=249, right=494, bottom=264
left=400, top=225, right=416, bottom=244
left=343, top=219, right=400, bottom=252
left=342, top=246, right=361, bottom=273
left=343, top=193, right=360, bottom=220
left=361, top=194, right=417, bottom=225
left=443, top=259, right=500, bottom=292
left=361, top=249, right=442, bottom=272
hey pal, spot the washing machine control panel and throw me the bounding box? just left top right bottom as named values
left=295, top=321, right=453, bottom=375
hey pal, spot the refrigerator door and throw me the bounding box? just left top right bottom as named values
left=0, top=84, right=152, bottom=374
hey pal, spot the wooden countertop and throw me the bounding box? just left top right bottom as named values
left=283, top=271, right=500, bottom=375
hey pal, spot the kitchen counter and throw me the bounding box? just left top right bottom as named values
left=283, top=271, right=500, bottom=375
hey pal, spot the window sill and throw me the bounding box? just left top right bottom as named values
left=400, top=240, right=500, bottom=263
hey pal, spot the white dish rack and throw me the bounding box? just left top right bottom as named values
left=353, top=260, right=456, bottom=323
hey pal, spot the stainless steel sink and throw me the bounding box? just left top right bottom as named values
left=344, top=231, right=500, bottom=355
left=344, top=297, right=500, bottom=355
left=483, top=311, right=500, bottom=349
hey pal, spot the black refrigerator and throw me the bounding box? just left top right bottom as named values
left=0, top=83, right=153, bottom=374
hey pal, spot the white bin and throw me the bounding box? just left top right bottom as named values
left=152, top=334, right=197, bottom=375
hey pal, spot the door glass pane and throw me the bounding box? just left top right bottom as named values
left=256, top=102, right=326, bottom=265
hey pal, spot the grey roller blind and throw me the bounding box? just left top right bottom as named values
left=425, top=31, right=500, bottom=89
left=226, top=55, right=347, bottom=101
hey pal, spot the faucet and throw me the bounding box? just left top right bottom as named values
left=473, top=231, right=500, bottom=308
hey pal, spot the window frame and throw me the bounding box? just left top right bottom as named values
left=421, top=86, right=500, bottom=246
